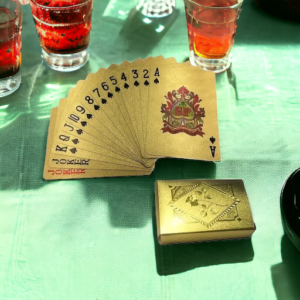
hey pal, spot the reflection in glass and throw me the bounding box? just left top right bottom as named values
left=136, top=0, right=175, bottom=18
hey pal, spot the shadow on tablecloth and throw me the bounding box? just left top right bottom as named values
left=271, top=235, right=300, bottom=300
left=152, top=207, right=254, bottom=276
left=82, top=159, right=216, bottom=229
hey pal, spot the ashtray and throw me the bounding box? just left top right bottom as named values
left=280, top=168, right=300, bottom=252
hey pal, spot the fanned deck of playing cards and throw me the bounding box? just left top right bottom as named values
left=43, top=56, right=221, bottom=180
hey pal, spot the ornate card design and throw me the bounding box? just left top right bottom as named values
left=168, top=182, right=240, bottom=228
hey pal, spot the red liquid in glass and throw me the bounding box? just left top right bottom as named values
left=186, top=0, right=239, bottom=59
left=192, top=0, right=238, bottom=7
left=30, top=0, right=92, bottom=54
left=0, top=7, right=22, bottom=78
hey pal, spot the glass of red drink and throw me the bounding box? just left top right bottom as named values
left=29, top=0, right=93, bottom=72
left=0, top=0, right=22, bottom=97
left=184, top=0, right=243, bottom=73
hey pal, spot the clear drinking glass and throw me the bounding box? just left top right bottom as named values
left=29, top=0, right=93, bottom=72
left=184, top=0, right=243, bottom=73
left=0, top=0, right=22, bottom=97
left=136, top=0, right=175, bottom=18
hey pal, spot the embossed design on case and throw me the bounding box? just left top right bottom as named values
left=161, top=86, right=205, bottom=137
left=214, top=184, right=239, bottom=222
left=168, top=182, right=240, bottom=227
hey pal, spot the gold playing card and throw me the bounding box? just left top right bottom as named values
left=155, top=179, right=256, bottom=245
left=145, top=63, right=220, bottom=161
left=43, top=57, right=221, bottom=180
left=44, top=108, right=153, bottom=180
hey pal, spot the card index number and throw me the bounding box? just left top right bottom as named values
left=101, top=82, right=109, bottom=91
left=76, top=106, right=85, bottom=114
left=93, top=88, right=101, bottom=97
left=85, top=96, right=94, bottom=104
left=109, top=76, right=117, bottom=85
left=143, top=69, right=149, bottom=78
left=132, top=69, right=138, bottom=78
left=121, top=72, right=127, bottom=81
left=69, top=114, right=79, bottom=123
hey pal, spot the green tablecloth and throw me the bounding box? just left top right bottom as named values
left=1, top=0, right=300, bottom=299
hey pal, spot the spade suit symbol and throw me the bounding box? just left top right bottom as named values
left=144, top=80, right=149, bottom=86
left=154, top=78, right=159, bottom=84
left=72, top=139, right=79, bottom=145
left=134, top=80, right=139, bottom=87
left=210, top=136, right=216, bottom=144
left=81, top=121, right=87, bottom=127
left=115, top=87, right=121, bottom=92
left=76, top=129, right=83, bottom=135
left=124, top=83, right=129, bottom=89
left=102, top=98, right=107, bottom=104
left=87, top=114, right=93, bottom=119
left=108, top=92, right=113, bottom=98
left=94, top=105, right=100, bottom=111
left=70, top=148, right=77, bottom=154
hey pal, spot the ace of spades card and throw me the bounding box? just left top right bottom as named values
left=43, top=57, right=221, bottom=180
left=144, top=63, right=220, bottom=161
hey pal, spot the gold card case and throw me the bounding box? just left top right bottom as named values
left=155, top=179, right=256, bottom=245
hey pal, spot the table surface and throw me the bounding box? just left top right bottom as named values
left=1, top=0, right=300, bottom=299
